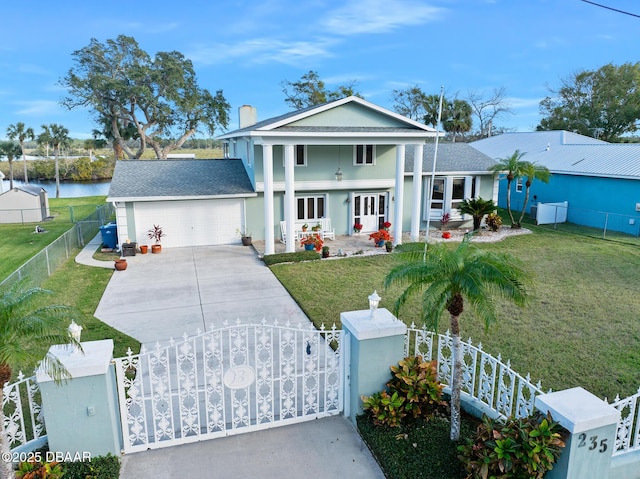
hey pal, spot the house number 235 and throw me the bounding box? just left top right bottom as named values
left=577, top=433, right=608, bottom=453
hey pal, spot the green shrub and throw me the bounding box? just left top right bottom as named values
left=362, top=356, right=445, bottom=427
left=263, top=251, right=320, bottom=265
left=62, top=454, right=120, bottom=479
left=457, top=411, right=566, bottom=479
left=388, top=356, right=445, bottom=420
left=16, top=459, right=64, bottom=479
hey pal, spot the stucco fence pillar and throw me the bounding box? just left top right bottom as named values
left=37, top=339, right=122, bottom=457
left=535, top=387, right=623, bottom=479
left=341, top=306, right=407, bottom=423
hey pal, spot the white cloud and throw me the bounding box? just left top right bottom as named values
left=188, top=37, right=337, bottom=66
left=15, top=100, right=60, bottom=116
left=322, top=0, right=445, bottom=35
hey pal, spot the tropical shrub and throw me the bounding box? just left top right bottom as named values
left=62, top=453, right=120, bottom=479
left=362, top=356, right=446, bottom=427
left=486, top=212, right=503, bottom=232
left=457, top=411, right=566, bottom=479
left=15, top=459, right=63, bottom=479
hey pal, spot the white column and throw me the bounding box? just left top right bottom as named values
left=284, top=145, right=296, bottom=253
left=263, top=144, right=275, bottom=255
left=393, top=144, right=405, bottom=246
left=410, top=144, right=423, bottom=241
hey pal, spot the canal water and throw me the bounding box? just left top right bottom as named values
left=1, top=179, right=111, bottom=198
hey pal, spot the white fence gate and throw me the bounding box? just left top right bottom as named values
left=114, top=320, right=343, bottom=454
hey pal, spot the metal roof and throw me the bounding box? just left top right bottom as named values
left=471, top=131, right=640, bottom=180
left=107, top=159, right=255, bottom=200
left=405, top=142, right=497, bottom=174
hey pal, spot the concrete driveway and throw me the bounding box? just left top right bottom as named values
left=94, top=245, right=310, bottom=348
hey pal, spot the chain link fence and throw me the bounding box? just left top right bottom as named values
left=507, top=200, right=640, bottom=246
left=0, top=203, right=115, bottom=289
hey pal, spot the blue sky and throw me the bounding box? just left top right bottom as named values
left=1, top=0, right=639, bottom=140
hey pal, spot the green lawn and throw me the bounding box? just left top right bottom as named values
left=0, top=196, right=107, bottom=281
left=270, top=225, right=640, bottom=401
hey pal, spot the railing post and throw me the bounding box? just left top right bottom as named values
left=37, top=340, right=122, bottom=457
left=341, top=307, right=406, bottom=424
left=536, top=387, right=619, bottom=479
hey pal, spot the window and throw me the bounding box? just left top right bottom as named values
left=516, top=177, right=523, bottom=193
left=354, top=145, right=375, bottom=165
left=295, top=145, right=307, bottom=166
left=451, top=178, right=466, bottom=211
left=296, top=195, right=326, bottom=220
left=431, top=178, right=445, bottom=210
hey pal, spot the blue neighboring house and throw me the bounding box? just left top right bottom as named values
left=471, top=130, right=640, bottom=235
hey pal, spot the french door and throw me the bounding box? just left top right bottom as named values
left=353, top=193, right=386, bottom=232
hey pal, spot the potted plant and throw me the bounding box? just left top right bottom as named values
left=147, top=224, right=165, bottom=253
left=302, top=223, right=308, bottom=232
left=369, top=229, right=391, bottom=247
left=312, top=222, right=321, bottom=232
left=322, top=245, right=330, bottom=258
left=236, top=228, right=252, bottom=246
left=353, top=222, right=363, bottom=234
left=385, top=240, right=393, bottom=253
left=441, top=213, right=451, bottom=238
left=300, top=234, right=323, bottom=252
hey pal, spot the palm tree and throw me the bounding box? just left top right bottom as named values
left=517, top=162, right=551, bottom=226
left=0, top=141, right=22, bottom=189
left=488, top=150, right=527, bottom=228
left=458, top=197, right=496, bottom=231
left=0, top=281, right=80, bottom=479
left=385, top=237, right=529, bottom=440
left=42, top=124, right=70, bottom=198
left=6, top=123, right=35, bottom=185
left=442, top=99, right=473, bottom=142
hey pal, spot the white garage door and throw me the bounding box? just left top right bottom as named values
left=134, top=199, right=244, bottom=248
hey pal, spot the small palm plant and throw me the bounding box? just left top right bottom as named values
left=0, top=281, right=81, bottom=479
left=385, top=236, right=529, bottom=440
left=458, top=197, right=496, bottom=231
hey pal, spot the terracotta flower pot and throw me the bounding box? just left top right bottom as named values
left=139, top=245, right=148, bottom=254
left=151, top=244, right=162, bottom=253
left=114, top=259, right=127, bottom=271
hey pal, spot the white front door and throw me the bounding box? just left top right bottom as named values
left=353, top=193, right=386, bottom=232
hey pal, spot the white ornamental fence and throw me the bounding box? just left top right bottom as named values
left=609, top=389, right=640, bottom=457
left=114, top=320, right=343, bottom=454
left=2, top=372, right=45, bottom=451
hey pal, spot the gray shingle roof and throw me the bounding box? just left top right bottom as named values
left=405, top=143, right=497, bottom=173
left=471, top=131, right=640, bottom=180
left=107, top=159, right=255, bottom=199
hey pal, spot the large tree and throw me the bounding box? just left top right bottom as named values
left=281, top=70, right=361, bottom=109
left=0, top=282, right=80, bottom=479
left=517, top=162, right=551, bottom=226
left=538, top=62, right=640, bottom=141
left=0, top=142, right=22, bottom=189
left=385, top=238, right=529, bottom=440
left=6, top=122, right=35, bottom=185
left=488, top=150, right=527, bottom=228
left=61, top=35, right=230, bottom=159
left=466, top=87, right=511, bottom=138
left=391, top=85, right=429, bottom=121
left=41, top=124, right=70, bottom=198
left=442, top=98, right=473, bottom=142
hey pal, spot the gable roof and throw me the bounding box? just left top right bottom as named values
left=405, top=142, right=497, bottom=174
left=217, top=96, right=438, bottom=142
left=107, top=159, right=255, bottom=201
left=471, top=130, right=640, bottom=180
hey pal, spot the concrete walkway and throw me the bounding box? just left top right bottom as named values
left=75, top=238, right=385, bottom=478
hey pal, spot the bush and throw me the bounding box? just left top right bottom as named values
left=62, top=453, right=120, bottom=479
left=486, top=213, right=503, bottom=232
left=362, top=356, right=445, bottom=427
left=457, top=411, right=566, bottom=479
left=263, top=251, right=320, bottom=265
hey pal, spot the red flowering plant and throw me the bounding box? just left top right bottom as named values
left=300, top=234, right=324, bottom=251
left=353, top=222, right=363, bottom=233
left=369, top=229, right=392, bottom=245
left=383, top=221, right=392, bottom=230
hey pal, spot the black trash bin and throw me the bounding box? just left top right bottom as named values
left=122, top=242, right=137, bottom=257
left=99, top=223, right=118, bottom=249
